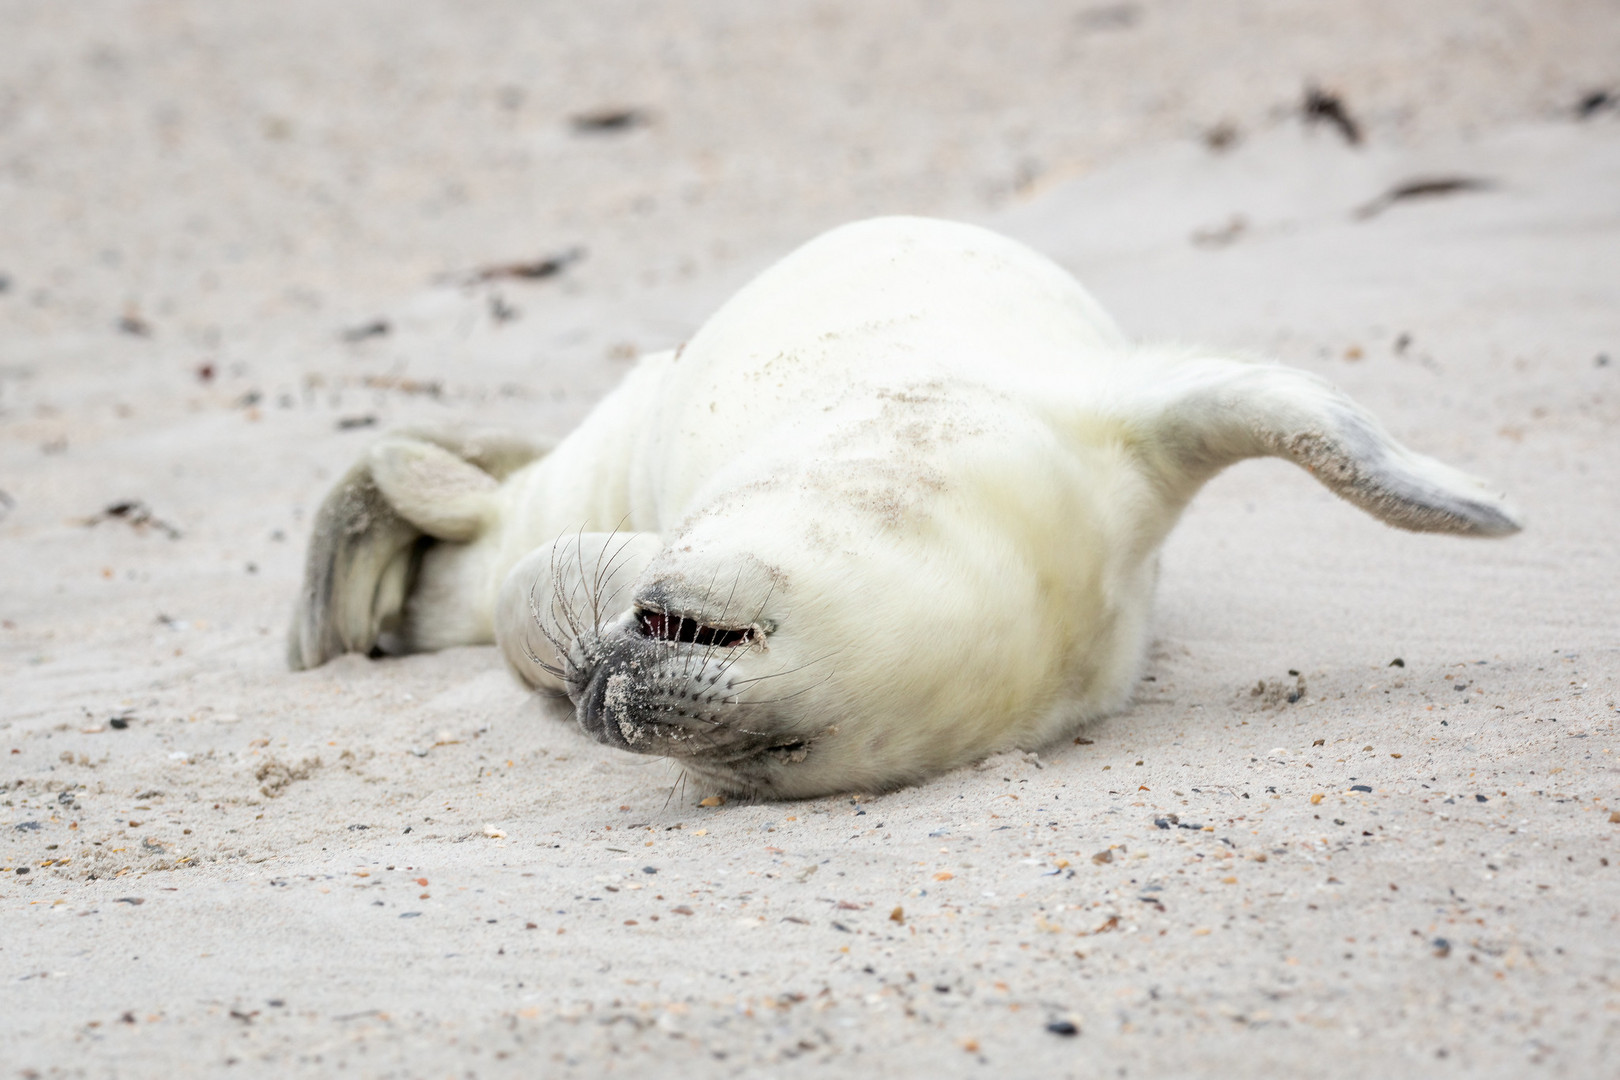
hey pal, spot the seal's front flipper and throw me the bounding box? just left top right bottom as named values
left=286, top=459, right=419, bottom=671
left=366, top=436, right=499, bottom=541
left=1128, top=352, right=1522, bottom=537
left=287, top=427, right=546, bottom=671
left=494, top=532, right=663, bottom=692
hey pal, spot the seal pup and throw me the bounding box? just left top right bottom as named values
left=288, top=217, right=1520, bottom=799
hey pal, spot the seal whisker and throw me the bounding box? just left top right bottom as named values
left=587, top=516, right=635, bottom=633
left=710, top=641, right=761, bottom=681
left=725, top=646, right=847, bottom=687
left=671, top=707, right=774, bottom=736
left=545, top=530, right=588, bottom=642
left=706, top=575, right=780, bottom=680
left=696, top=568, right=725, bottom=676
left=730, top=672, right=835, bottom=707
left=557, top=526, right=600, bottom=644
left=517, top=626, right=566, bottom=680
left=677, top=567, right=725, bottom=682
left=573, top=522, right=596, bottom=634
left=692, top=567, right=746, bottom=679
left=523, top=579, right=574, bottom=673
left=518, top=643, right=565, bottom=681
left=593, top=537, right=642, bottom=615
left=563, top=574, right=593, bottom=638
left=594, top=578, right=639, bottom=622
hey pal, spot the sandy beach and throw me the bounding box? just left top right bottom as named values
left=3, top=2, right=1619, bottom=1075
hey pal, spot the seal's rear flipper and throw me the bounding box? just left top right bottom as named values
left=1128, top=352, right=1522, bottom=537
left=287, top=427, right=547, bottom=671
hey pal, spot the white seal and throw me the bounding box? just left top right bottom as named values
left=289, top=217, right=1520, bottom=798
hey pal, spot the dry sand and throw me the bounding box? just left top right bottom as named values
left=3, top=2, right=1619, bottom=1076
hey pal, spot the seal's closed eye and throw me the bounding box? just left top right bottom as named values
left=637, top=610, right=756, bottom=648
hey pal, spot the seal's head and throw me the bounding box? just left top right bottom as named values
left=562, top=542, right=808, bottom=795
left=525, top=414, right=1151, bottom=800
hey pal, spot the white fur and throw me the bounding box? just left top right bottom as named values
left=291, top=217, right=1520, bottom=798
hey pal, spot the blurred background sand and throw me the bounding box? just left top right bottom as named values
left=2, top=2, right=1618, bottom=1076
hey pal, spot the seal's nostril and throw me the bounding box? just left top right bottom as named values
left=636, top=610, right=753, bottom=648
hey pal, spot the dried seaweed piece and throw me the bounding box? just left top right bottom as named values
left=489, top=294, right=520, bottom=323
left=1354, top=176, right=1492, bottom=219
left=83, top=499, right=182, bottom=539
left=1203, top=121, right=1240, bottom=152
left=1192, top=214, right=1247, bottom=248
left=361, top=375, right=442, bottom=398
left=1076, top=3, right=1139, bottom=31
left=570, top=107, right=648, bottom=133
left=339, top=319, right=390, bottom=343
left=1303, top=85, right=1362, bottom=145
left=462, top=247, right=585, bottom=285
left=1576, top=89, right=1614, bottom=119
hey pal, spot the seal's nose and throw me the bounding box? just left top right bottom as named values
left=576, top=638, right=638, bottom=750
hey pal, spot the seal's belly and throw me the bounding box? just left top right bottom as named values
left=641, top=217, right=1129, bottom=523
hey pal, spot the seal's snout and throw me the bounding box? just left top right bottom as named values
left=572, top=626, right=774, bottom=761
left=576, top=652, right=636, bottom=750
left=572, top=632, right=654, bottom=751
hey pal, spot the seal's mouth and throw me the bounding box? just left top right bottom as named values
left=635, top=609, right=757, bottom=649
left=566, top=606, right=810, bottom=778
